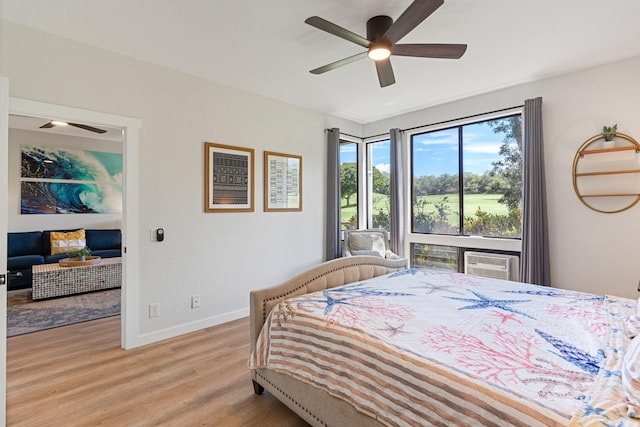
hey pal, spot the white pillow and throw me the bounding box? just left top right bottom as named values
left=348, top=232, right=386, bottom=257
left=622, top=336, right=640, bottom=407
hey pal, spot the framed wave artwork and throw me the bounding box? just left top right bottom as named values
left=20, top=145, right=123, bottom=214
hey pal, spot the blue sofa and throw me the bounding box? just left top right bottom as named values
left=7, top=228, right=122, bottom=291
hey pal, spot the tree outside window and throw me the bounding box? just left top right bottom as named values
left=369, top=140, right=390, bottom=230
left=411, top=114, right=522, bottom=238
left=339, top=142, right=358, bottom=230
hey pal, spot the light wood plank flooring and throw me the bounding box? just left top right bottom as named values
left=7, top=316, right=309, bottom=426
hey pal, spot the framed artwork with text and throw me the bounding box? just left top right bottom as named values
left=205, top=142, right=254, bottom=212
left=264, top=151, right=302, bottom=212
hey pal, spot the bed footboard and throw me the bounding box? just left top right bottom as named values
left=249, top=255, right=408, bottom=356
left=249, top=256, right=407, bottom=426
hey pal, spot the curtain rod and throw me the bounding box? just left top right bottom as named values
left=333, top=104, right=524, bottom=141
left=340, top=131, right=362, bottom=140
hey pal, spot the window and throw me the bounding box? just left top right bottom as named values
left=340, top=138, right=391, bottom=231
left=411, top=113, right=522, bottom=239
left=339, top=140, right=358, bottom=230
left=411, top=243, right=458, bottom=271
left=367, top=139, right=391, bottom=230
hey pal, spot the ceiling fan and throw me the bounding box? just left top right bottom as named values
left=40, top=120, right=107, bottom=134
left=305, top=0, right=467, bottom=88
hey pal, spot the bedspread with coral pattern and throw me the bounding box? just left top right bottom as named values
left=250, top=268, right=640, bottom=426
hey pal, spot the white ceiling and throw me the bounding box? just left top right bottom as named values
left=3, top=0, right=640, bottom=124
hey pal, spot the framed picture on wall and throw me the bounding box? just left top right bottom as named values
left=204, top=142, right=254, bottom=213
left=20, top=145, right=123, bottom=214
left=264, top=151, right=302, bottom=212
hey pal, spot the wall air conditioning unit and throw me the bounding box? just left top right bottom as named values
left=464, top=252, right=520, bottom=281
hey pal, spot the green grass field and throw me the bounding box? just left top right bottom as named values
left=341, top=193, right=509, bottom=225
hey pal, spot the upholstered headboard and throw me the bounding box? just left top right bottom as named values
left=249, top=255, right=408, bottom=355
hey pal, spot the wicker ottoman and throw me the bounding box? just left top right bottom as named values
left=32, top=257, right=122, bottom=300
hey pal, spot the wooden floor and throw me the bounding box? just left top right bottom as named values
left=7, top=316, right=310, bottom=427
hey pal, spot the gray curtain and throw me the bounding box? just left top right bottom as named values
left=325, top=128, right=341, bottom=260
left=520, top=97, right=550, bottom=285
left=389, top=128, right=405, bottom=257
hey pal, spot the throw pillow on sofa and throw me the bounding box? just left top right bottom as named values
left=50, top=229, right=86, bottom=255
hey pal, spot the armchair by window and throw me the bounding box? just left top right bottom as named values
left=343, top=229, right=401, bottom=259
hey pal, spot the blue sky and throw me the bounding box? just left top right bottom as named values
left=340, top=121, right=509, bottom=177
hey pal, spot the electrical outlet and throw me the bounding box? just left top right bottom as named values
left=191, top=295, right=201, bottom=309
left=149, top=303, right=160, bottom=318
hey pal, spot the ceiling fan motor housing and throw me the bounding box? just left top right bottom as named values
left=367, top=15, right=393, bottom=43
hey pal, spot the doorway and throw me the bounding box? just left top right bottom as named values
left=7, top=98, right=140, bottom=349
left=7, top=115, right=123, bottom=335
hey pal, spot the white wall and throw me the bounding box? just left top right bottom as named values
left=8, top=128, right=123, bottom=232
left=1, top=21, right=346, bottom=342
left=365, top=55, right=640, bottom=299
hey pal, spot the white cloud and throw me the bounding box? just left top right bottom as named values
left=465, top=142, right=502, bottom=154
left=375, top=163, right=390, bottom=174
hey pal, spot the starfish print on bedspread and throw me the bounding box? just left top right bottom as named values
left=410, top=282, right=466, bottom=296
left=445, top=290, right=535, bottom=320
left=489, top=310, right=523, bottom=324
left=375, top=322, right=409, bottom=337
left=290, top=283, right=413, bottom=316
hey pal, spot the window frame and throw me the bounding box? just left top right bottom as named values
left=365, top=137, right=391, bottom=230
left=339, top=136, right=363, bottom=231
left=405, top=108, right=523, bottom=257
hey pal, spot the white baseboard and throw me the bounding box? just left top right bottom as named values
left=124, top=307, right=249, bottom=349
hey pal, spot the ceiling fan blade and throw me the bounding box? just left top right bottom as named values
left=69, top=122, right=107, bottom=134
left=39, top=121, right=55, bottom=129
left=382, top=0, right=444, bottom=45
left=392, top=43, right=467, bottom=59
left=375, top=58, right=396, bottom=87
left=305, top=16, right=371, bottom=48
left=310, top=51, right=368, bottom=74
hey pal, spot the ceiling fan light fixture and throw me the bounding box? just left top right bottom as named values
left=305, top=0, right=467, bottom=87
left=50, top=120, right=69, bottom=127
left=368, top=46, right=391, bottom=61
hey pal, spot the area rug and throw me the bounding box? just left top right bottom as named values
left=7, top=288, right=120, bottom=337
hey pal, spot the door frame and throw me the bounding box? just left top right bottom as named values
left=1, top=77, right=9, bottom=427
left=8, top=98, right=141, bottom=349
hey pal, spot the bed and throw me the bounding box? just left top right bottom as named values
left=249, top=256, right=640, bottom=426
